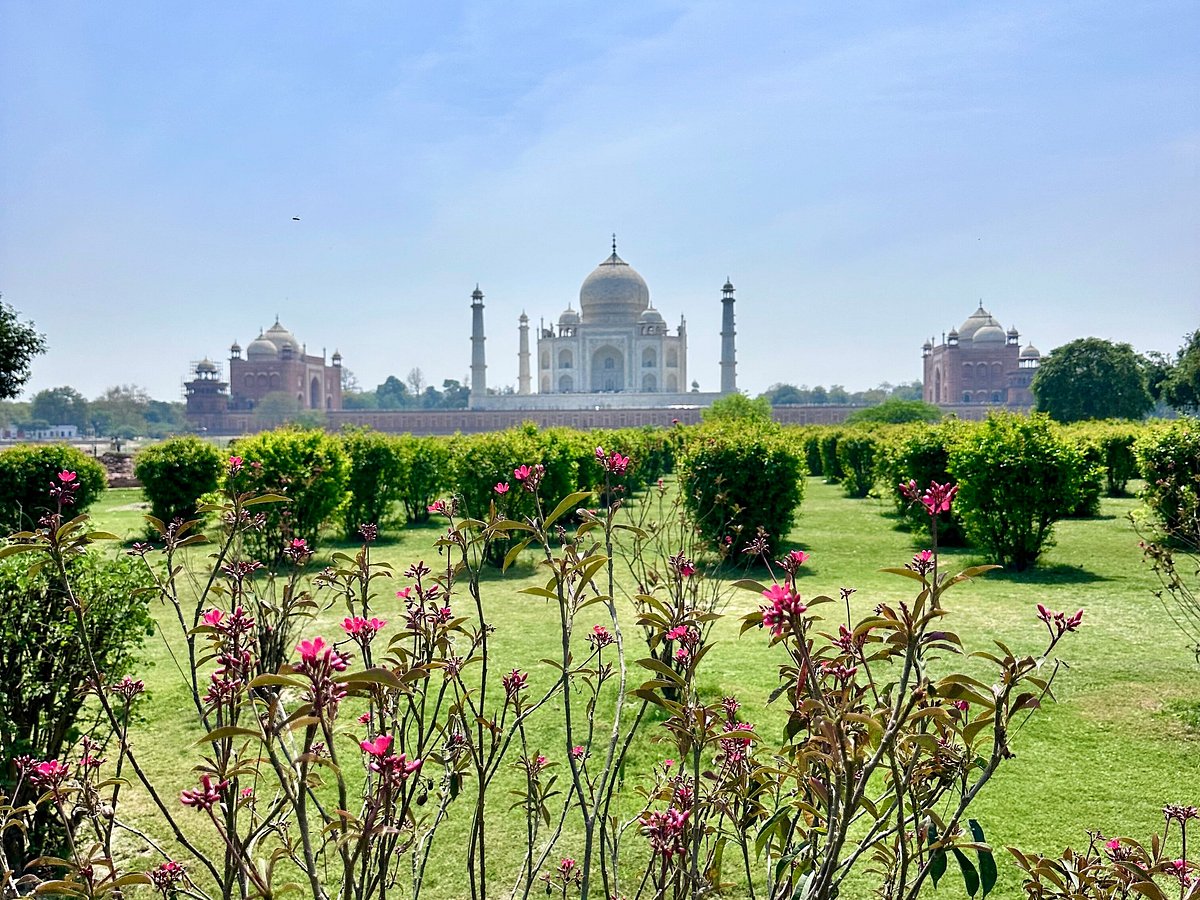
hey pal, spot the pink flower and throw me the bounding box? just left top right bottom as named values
left=788, top=550, right=809, bottom=566
left=357, top=712, right=371, bottom=724
left=953, top=700, right=969, bottom=712
left=495, top=482, right=509, bottom=494
left=360, top=735, right=393, bottom=757
left=342, top=616, right=387, bottom=639
left=571, top=745, right=586, bottom=760
left=588, top=624, right=613, bottom=649
left=228, top=456, right=244, bottom=474
left=202, top=608, right=224, bottom=628
left=427, top=499, right=448, bottom=515
left=595, top=447, right=631, bottom=475
left=396, top=587, right=412, bottom=600
left=760, top=583, right=807, bottom=637
left=149, top=860, right=186, bottom=894
left=1037, top=604, right=1084, bottom=638
left=921, top=481, right=958, bottom=516
left=502, top=668, right=529, bottom=704
left=31, top=759, right=70, bottom=790
left=513, top=465, right=532, bottom=481
left=180, top=774, right=229, bottom=811
left=240, top=787, right=254, bottom=799
left=57, top=470, right=77, bottom=483
left=665, top=625, right=689, bottom=642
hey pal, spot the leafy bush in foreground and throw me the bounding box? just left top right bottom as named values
left=1137, top=417, right=1200, bottom=547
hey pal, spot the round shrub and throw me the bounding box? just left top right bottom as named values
left=835, top=430, right=880, bottom=499
left=133, top=436, right=223, bottom=530
left=876, top=422, right=966, bottom=544
left=948, top=413, right=1086, bottom=571
left=0, top=444, right=107, bottom=533
left=818, top=430, right=844, bottom=483
left=677, top=422, right=806, bottom=557
left=229, top=427, right=349, bottom=561
left=1136, top=417, right=1200, bottom=547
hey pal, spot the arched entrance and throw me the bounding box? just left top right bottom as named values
left=310, top=377, right=321, bottom=409
left=590, top=346, right=624, bottom=392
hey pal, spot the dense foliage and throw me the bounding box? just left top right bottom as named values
left=0, top=301, right=46, bottom=401
left=134, top=436, right=224, bottom=530
left=229, top=428, right=349, bottom=561
left=1136, top=417, right=1200, bottom=547
left=0, top=553, right=154, bottom=861
left=948, top=413, right=1087, bottom=570
left=875, top=422, right=966, bottom=544
left=676, top=422, right=806, bottom=556
left=843, top=397, right=942, bottom=424
left=340, top=429, right=408, bottom=538
left=1032, top=337, right=1153, bottom=422
left=835, top=429, right=880, bottom=498
left=0, top=444, right=106, bottom=532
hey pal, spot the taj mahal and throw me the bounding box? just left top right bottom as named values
left=467, top=238, right=737, bottom=410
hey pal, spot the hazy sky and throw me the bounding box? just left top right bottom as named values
left=2, top=1, right=1197, bottom=402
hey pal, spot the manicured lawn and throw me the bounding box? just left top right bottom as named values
left=84, top=479, right=1200, bottom=899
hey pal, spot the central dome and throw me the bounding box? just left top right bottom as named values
left=579, top=250, right=650, bottom=324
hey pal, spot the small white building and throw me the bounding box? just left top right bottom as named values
left=29, top=425, right=79, bottom=441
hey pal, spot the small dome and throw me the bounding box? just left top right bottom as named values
left=264, top=318, right=300, bottom=354
left=1020, top=344, right=1041, bottom=360
left=958, top=305, right=1002, bottom=342
left=922, top=339, right=933, bottom=350
left=639, top=305, right=665, bottom=325
left=948, top=328, right=960, bottom=342
left=196, top=358, right=217, bottom=374
left=230, top=341, right=242, bottom=353
left=973, top=323, right=1006, bottom=343
left=579, top=248, right=650, bottom=324
left=247, top=333, right=279, bottom=360
left=558, top=305, right=581, bottom=326
left=1007, top=326, right=1019, bottom=337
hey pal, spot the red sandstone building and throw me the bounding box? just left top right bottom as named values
left=922, top=306, right=1040, bottom=410
left=185, top=319, right=343, bottom=430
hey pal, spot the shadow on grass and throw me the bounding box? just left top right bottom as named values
left=989, top=563, right=1112, bottom=585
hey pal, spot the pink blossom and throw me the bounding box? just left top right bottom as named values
left=588, top=624, right=613, bottom=649
left=342, top=616, right=387, bottom=639
left=788, top=550, right=809, bottom=566
left=513, top=465, right=532, bottom=481
left=228, top=456, right=244, bottom=474
left=921, top=481, right=958, bottom=515
left=495, top=482, right=509, bottom=494
left=31, top=759, right=70, bottom=790
left=396, top=587, right=413, bottom=600
left=180, top=774, right=229, bottom=811
left=357, top=712, right=371, bottom=724
left=359, top=735, right=393, bottom=757
left=202, top=608, right=224, bottom=628
left=58, top=470, right=77, bottom=483
left=641, top=807, right=689, bottom=859
left=571, top=745, right=586, bottom=760
left=427, top=499, right=448, bottom=515
left=149, top=861, right=186, bottom=894
left=760, top=583, right=807, bottom=637
left=502, top=668, right=529, bottom=704
left=665, top=625, right=689, bottom=642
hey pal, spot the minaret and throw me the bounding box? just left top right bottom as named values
left=470, top=285, right=486, bottom=406
left=518, top=311, right=531, bottom=395
left=720, top=278, right=737, bottom=394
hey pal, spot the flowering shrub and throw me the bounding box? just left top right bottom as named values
left=948, top=412, right=1087, bottom=571
left=1, top=455, right=1091, bottom=900
left=0, top=444, right=106, bottom=532
left=677, top=421, right=806, bottom=556
left=134, top=435, right=224, bottom=532
left=876, top=422, right=966, bottom=544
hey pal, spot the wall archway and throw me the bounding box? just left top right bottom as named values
left=590, top=346, right=624, bottom=392
left=310, top=377, right=321, bottom=409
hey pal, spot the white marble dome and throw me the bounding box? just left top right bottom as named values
left=973, top=323, right=1006, bottom=343
left=579, top=251, right=650, bottom=324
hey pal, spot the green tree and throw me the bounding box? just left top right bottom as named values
left=1031, top=337, right=1153, bottom=422
left=30, top=387, right=89, bottom=429
left=1162, top=330, right=1200, bottom=413
left=90, top=384, right=153, bottom=438
left=375, top=375, right=411, bottom=409
left=760, top=383, right=808, bottom=405
left=701, top=392, right=773, bottom=424
left=845, top=398, right=942, bottom=424
left=0, top=301, right=47, bottom=400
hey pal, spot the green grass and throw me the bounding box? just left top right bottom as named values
left=78, top=480, right=1200, bottom=899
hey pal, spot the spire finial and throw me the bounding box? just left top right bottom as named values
left=612, top=233, right=617, bottom=255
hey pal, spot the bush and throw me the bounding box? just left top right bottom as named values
left=798, top=427, right=824, bottom=477
left=340, top=429, right=406, bottom=539
left=0, top=444, right=106, bottom=533
left=835, top=429, right=880, bottom=498
left=1136, top=417, right=1200, bottom=547
left=133, top=436, right=223, bottom=531
left=0, top=552, right=154, bottom=861
left=450, top=424, right=580, bottom=564
left=948, top=412, right=1087, bottom=571
left=677, top=422, right=806, bottom=556
left=395, top=434, right=452, bottom=524
left=1061, top=428, right=1104, bottom=518
left=1099, top=423, right=1141, bottom=496
left=844, top=398, right=942, bottom=424
left=818, top=430, right=844, bottom=483
left=876, top=422, right=966, bottom=544
left=229, top=427, right=349, bottom=561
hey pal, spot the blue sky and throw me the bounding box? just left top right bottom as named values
left=2, top=1, right=1196, bottom=401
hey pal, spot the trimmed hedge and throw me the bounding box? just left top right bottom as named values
left=134, top=436, right=224, bottom=531
left=835, top=430, right=880, bottom=499
left=677, top=422, right=806, bottom=557
left=1136, top=417, right=1200, bottom=547
left=0, top=444, right=107, bottom=533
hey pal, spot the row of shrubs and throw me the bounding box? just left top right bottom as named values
left=793, top=416, right=1199, bottom=565
left=1, top=415, right=1195, bottom=571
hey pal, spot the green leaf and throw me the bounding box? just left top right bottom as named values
left=732, top=578, right=768, bottom=593
left=502, top=537, right=533, bottom=572
left=968, top=819, right=999, bottom=897
left=335, top=668, right=403, bottom=689
left=952, top=848, right=980, bottom=897
left=545, top=490, right=593, bottom=529
left=248, top=673, right=305, bottom=689
left=196, top=725, right=261, bottom=745
left=930, top=848, right=948, bottom=887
